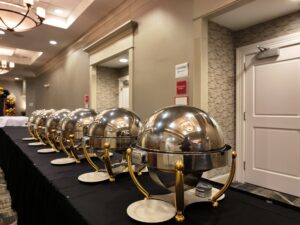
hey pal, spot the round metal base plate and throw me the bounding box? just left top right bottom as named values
left=28, top=142, right=45, bottom=146
left=22, top=137, right=36, bottom=141
left=37, top=148, right=57, bottom=154
left=127, top=199, right=176, bottom=223
left=51, top=157, right=76, bottom=165
left=78, top=171, right=109, bottom=183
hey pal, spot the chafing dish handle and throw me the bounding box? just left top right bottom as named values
left=126, top=148, right=150, bottom=199
left=211, top=150, right=237, bottom=207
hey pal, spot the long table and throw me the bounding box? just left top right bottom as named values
left=0, top=127, right=299, bottom=225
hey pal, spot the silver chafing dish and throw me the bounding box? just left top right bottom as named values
left=34, top=109, right=56, bottom=144
left=57, top=108, right=97, bottom=163
left=80, top=107, right=142, bottom=182
left=27, top=109, right=44, bottom=139
left=44, top=109, right=71, bottom=152
left=126, top=105, right=236, bottom=222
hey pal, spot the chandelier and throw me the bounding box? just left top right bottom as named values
left=0, top=60, right=15, bottom=74
left=0, top=0, right=45, bottom=32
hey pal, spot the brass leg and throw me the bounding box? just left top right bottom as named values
left=82, top=143, right=100, bottom=172
left=58, top=135, right=72, bottom=158
left=126, top=148, right=150, bottom=199
left=50, top=130, right=61, bottom=152
left=102, top=143, right=115, bottom=182
left=46, top=132, right=59, bottom=152
left=175, top=160, right=185, bottom=222
left=35, top=128, right=45, bottom=145
left=211, top=151, right=237, bottom=207
left=69, top=134, right=81, bottom=163
left=27, top=126, right=35, bottom=138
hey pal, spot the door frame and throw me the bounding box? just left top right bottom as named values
left=84, top=21, right=137, bottom=111
left=118, top=75, right=129, bottom=108
left=236, top=31, right=300, bottom=183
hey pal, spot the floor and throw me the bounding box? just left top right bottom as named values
left=0, top=167, right=299, bottom=225
left=0, top=169, right=17, bottom=225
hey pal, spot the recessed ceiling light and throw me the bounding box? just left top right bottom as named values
left=119, top=58, right=128, bottom=63
left=49, top=40, right=58, bottom=45
left=54, top=8, right=64, bottom=15
left=0, top=30, right=5, bottom=35
left=14, top=77, right=21, bottom=81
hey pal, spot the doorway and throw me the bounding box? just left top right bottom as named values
left=237, top=33, right=300, bottom=197
left=204, top=1, right=300, bottom=197
left=96, top=51, right=129, bottom=112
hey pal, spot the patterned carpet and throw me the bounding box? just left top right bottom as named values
left=0, top=168, right=17, bottom=225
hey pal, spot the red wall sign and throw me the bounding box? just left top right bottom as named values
left=176, top=80, right=187, bottom=95
left=84, top=95, right=89, bottom=108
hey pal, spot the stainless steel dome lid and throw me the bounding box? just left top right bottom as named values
left=137, top=105, right=228, bottom=154
left=35, top=109, right=56, bottom=128
left=28, top=109, right=44, bottom=124
left=60, top=108, right=97, bottom=139
left=61, top=108, right=97, bottom=130
left=88, top=107, right=142, bottom=138
left=46, top=109, right=71, bottom=130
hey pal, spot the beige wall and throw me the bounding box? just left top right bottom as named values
left=34, top=50, right=89, bottom=111
left=26, top=78, right=36, bottom=115
left=0, top=80, right=24, bottom=115
left=34, top=0, right=194, bottom=119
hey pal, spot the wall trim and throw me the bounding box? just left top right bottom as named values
left=236, top=31, right=300, bottom=183
left=84, top=20, right=137, bottom=54
left=86, top=21, right=137, bottom=110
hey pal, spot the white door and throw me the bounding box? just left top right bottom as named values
left=244, top=42, right=300, bottom=197
left=119, top=75, right=129, bottom=108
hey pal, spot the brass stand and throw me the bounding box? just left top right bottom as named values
left=35, top=127, right=46, bottom=145
left=211, top=150, right=237, bottom=207
left=102, top=143, right=115, bottom=182
left=58, top=135, right=72, bottom=158
left=175, top=160, right=184, bottom=222
left=68, top=134, right=81, bottom=163
left=126, top=148, right=237, bottom=222
left=126, top=148, right=150, bottom=199
left=45, top=131, right=59, bottom=152
left=82, top=142, right=100, bottom=172
left=27, top=126, right=35, bottom=139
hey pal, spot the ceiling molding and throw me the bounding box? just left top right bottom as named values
left=83, top=20, right=138, bottom=54
left=36, top=0, right=140, bottom=76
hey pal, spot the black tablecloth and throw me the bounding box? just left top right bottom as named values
left=0, top=127, right=299, bottom=225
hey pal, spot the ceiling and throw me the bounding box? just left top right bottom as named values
left=99, top=51, right=129, bottom=69
left=211, top=0, right=300, bottom=31
left=0, top=0, right=125, bottom=80
left=1, top=0, right=300, bottom=81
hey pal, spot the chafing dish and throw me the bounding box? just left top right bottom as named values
left=56, top=108, right=97, bottom=163
left=27, top=109, right=44, bottom=140
left=80, top=107, right=142, bottom=182
left=43, top=109, right=71, bottom=152
left=126, top=105, right=236, bottom=222
left=34, top=109, right=56, bottom=144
